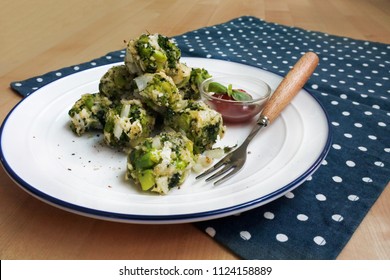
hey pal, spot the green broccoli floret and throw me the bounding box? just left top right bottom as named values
left=99, top=65, right=135, bottom=101
left=164, top=100, right=225, bottom=154
left=126, top=130, right=195, bottom=194
left=103, top=99, right=155, bottom=150
left=68, top=93, right=112, bottom=136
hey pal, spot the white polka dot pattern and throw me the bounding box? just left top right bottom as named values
left=9, top=16, right=389, bottom=260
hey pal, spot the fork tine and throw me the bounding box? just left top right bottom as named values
left=195, top=157, right=229, bottom=179
left=205, top=164, right=234, bottom=182
left=213, top=165, right=244, bottom=186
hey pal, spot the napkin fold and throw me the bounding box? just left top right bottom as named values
left=10, top=16, right=389, bottom=260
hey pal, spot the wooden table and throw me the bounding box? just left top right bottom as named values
left=1, top=0, right=389, bottom=259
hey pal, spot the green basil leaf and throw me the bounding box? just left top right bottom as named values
left=227, top=84, right=233, bottom=96
left=207, top=82, right=227, bottom=93
left=231, top=90, right=253, bottom=101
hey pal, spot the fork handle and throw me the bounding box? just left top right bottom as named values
left=259, top=52, right=319, bottom=125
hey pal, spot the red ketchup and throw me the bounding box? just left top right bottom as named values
left=209, top=90, right=260, bottom=123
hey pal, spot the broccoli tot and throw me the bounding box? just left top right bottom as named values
left=180, top=67, right=212, bottom=100
left=126, top=130, right=195, bottom=194
left=133, top=72, right=186, bottom=113
left=103, top=99, right=156, bottom=150
left=125, top=33, right=181, bottom=75
left=157, top=34, right=181, bottom=69
left=169, top=62, right=192, bottom=89
left=164, top=100, right=225, bottom=154
left=68, top=93, right=112, bottom=136
left=99, top=65, right=135, bottom=101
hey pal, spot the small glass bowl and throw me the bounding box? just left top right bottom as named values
left=200, top=75, right=271, bottom=123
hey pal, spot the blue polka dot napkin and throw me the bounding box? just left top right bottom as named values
left=10, top=16, right=389, bottom=260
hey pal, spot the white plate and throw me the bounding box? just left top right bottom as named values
left=0, top=58, right=331, bottom=224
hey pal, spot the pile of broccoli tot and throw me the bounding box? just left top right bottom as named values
left=68, top=33, right=225, bottom=194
